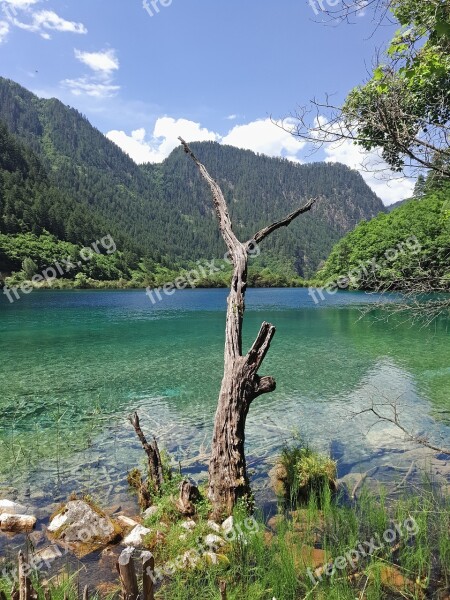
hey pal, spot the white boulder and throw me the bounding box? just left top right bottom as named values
left=123, top=525, right=151, bottom=548
left=47, top=500, right=116, bottom=547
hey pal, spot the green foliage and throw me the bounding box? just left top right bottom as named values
left=0, top=232, right=132, bottom=283
left=0, top=572, right=81, bottom=600
left=315, top=183, right=450, bottom=291
left=279, top=442, right=337, bottom=508
left=343, top=0, right=450, bottom=176
left=21, top=256, right=38, bottom=279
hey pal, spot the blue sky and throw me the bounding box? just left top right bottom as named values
left=0, top=0, right=414, bottom=203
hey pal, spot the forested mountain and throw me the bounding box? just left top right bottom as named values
left=315, top=183, right=450, bottom=291
left=153, top=143, right=385, bottom=275
left=0, top=121, right=114, bottom=244
left=0, top=77, right=386, bottom=280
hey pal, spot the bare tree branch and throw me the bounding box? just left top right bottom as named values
left=246, top=197, right=317, bottom=248
left=354, top=402, right=450, bottom=455
left=179, top=137, right=240, bottom=259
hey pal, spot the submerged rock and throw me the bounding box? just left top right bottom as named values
left=33, top=545, right=64, bottom=563
left=0, top=499, right=29, bottom=515
left=0, top=513, right=36, bottom=533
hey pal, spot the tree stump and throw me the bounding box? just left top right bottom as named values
left=129, top=413, right=164, bottom=491
left=219, top=580, right=227, bottom=600
left=18, top=551, right=37, bottom=600
left=117, top=547, right=139, bottom=600
left=176, top=480, right=200, bottom=516
left=142, top=551, right=155, bottom=600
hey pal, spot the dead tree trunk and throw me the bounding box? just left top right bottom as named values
left=129, top=412, right=164, bottom=493
left=179, top=138, right=317, bottom=517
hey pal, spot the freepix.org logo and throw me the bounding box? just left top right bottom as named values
left=143, top=0, right=173, bottom=18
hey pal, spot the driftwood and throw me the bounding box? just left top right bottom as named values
left=176, top=480, right=201, bottom=516
left=179, top=137, right=317, bottom=516
left=354, top=401, right=450, bottom=456
left=0, top=514, right=36, bottom=533
left=351, top=467, right=379, bottom=500
left=129, top=412, right=164, bottom=492
left=117, top=548, right=139, bottom=600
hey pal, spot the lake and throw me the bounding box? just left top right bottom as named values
left=0, top=288, right=449, bottom=514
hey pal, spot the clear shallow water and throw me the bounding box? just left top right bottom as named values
left=0, top=288, right=449, bottom=512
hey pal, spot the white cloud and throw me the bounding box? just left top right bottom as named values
left=222, top=118, right=306, bottom=158
left=108, top=117, right=305, bottom=165
left=62, top=77, right=120, bottom=98
left=63, top=48, right=120, bottom=98
left=6, top=9, right=87, bottom=37
left=74, top=49, right=119, bottom=76
left=0, top=20, right=9, bottom=43
left=308, top=116, right=414, bottom=204
left=107, top=118, right=219, bottom=163
left=324, top=138, right=415, bottom=205
left=226, top=114, right=237, bottom=121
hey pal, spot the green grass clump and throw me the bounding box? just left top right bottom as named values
left=277, top=441, right=337, bottom=507
left=0, top=572, right=82, bottom=600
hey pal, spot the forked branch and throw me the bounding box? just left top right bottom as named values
left=178, top=137, right=317, bottom=257
left=247, top=197, right=317, bottom=247
left=246, top=322, right=276, bottom=371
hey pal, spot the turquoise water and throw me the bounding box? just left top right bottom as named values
left=0, top=288, right=449, bottom=510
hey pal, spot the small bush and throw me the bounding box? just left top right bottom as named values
left=274, top=442, right=337, bottom=507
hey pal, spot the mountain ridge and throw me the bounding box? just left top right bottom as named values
left=0, top=77, right=387, bottom=279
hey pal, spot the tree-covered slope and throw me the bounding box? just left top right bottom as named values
left=157, top=143, right=385, bottom=275
left=315, top=185, right=450, bottom=290
left=0, top=120, right=115, bottom=244
left=0, top=77, right=386, bottom=277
